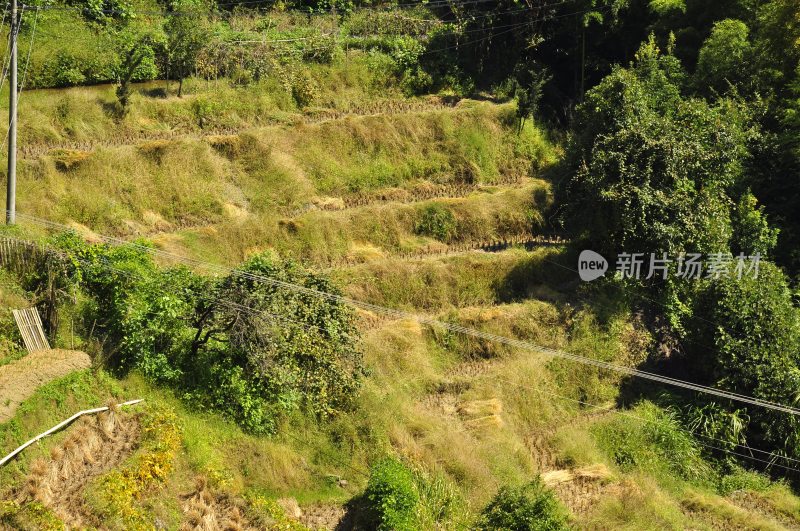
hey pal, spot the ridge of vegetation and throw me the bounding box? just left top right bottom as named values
left=1, top=0, right=800, bottom=528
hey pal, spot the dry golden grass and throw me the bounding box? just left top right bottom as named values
left=181, top=477, right=256, bottom=531
left=682, top=490, right=789, bottom=531
left=14, top=96, right=555, bottom=268
left=16, top=408, right=141, bottom=528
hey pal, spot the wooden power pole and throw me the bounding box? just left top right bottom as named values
left=6, top=0, right=17, bottom=225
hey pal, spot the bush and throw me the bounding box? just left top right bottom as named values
left=51, top=232, right=364, bottom=434
left=192, top=97, right=218, bottom=128
left=414, top=203, right=458, bottom=242
left=689, top=261, right=800, bottom=460
left=291, top=69, right=319, bottom=108
left=593, top=401, right=712, bottom=483
left=43, top=52, right=88, bottom=86
left=401, top=66, right=433, bottom=95
left=474, top=477, right=570, bottom=531
left=364, top=458, right=419, bottom=531
left=719, top=467, right=773, bottom=495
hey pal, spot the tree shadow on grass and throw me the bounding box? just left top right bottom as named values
left=138, top=86, right=168, bottom=99
left=496, top=244, right=579, bottom=303
left=334, top=493, right=373, bottom=531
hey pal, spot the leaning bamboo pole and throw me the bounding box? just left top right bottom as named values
left=0, top=399, right=144, bottom=467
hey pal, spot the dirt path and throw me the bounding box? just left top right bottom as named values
left=0, top=349, right=92, bottom=423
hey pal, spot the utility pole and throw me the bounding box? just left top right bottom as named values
left=6, top=0, right=17, bottom=224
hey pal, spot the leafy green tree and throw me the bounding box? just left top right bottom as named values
left=648, top=0, right=685, bottom=17
left=115, top=30, right=161, bottom=116
left=746, top=1, right=800, bottom=276
left=754, top=0, right=800, bottom=87
left=689, top=262, right=800, bottom=459
left=695, top=19, right=753, bottom=96
left=211, top=252, right=364, bottom=421
left=77, top=0, right=136, bottom=23
left=164, top=3, right=210, bottom=97
left=559, top=36, right=751, bottom=263
left=474, top=477, right=570, bottom=531
left=513, top=63, right=551, bottom=131
left=730, top=191, right=779, bottom=256
left=53, top=234, right=363, bottom=434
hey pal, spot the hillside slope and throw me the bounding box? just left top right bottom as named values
left=1, top=15, right=799, bottom=530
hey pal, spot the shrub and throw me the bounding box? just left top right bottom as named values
left=414, top=203, right=458, bottom=242
left=730, top=191, right=779, bottom=256
left=192, top=97, right=218, bottom=128
left=391, top=36, right=424, bottom=72
left=593, top=401, right=712, bottom=483
left=365, top=458, right=419, bottom=531
left=44, top=51, right=87, bottom=86
left=474, top=477, right=570, bottom=531
left=719, top=467, right=773, bottom=495
left=401, top=66, right=433, bottom=95
left=52, top=232, right=364, bottom=434
left=291, top=70, right=319, bottom=108
left=201, top=364, right=279, bottom=435
left=302, top=33, right=339, bottom=64
left=689, top=261, right=800, bottom=460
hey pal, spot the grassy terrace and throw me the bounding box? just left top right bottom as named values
left=1, top=12, right=799, bottom=526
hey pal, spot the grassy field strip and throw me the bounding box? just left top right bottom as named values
left=331, top=246, right=568, bottom=312
left=115, top=178, right=544, bottom=240
left=323, top=235, right=567, bottom=270
left=17, top=96, right=458, bottom=159
left=128, top=180, right=547, bottom=266
left=300, top=176, right=532, bottom=213
left=286, top=176, right=537, bottom=219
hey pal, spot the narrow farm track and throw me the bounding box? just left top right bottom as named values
left=18, top=97, right=458, bottom=160
left=321, top=234, right=567, bottom=270
left=0, top=350, right=92, bottom=423
left=292, top=174, right=532, bottom=215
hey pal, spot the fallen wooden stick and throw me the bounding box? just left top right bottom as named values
left=0, top=399, right=144, bottom=467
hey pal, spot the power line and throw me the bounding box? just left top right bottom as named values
left=493, top=377, right=800, bottom=474
left=5, top=233, right=798, bottom=476
left=11, top=211, right=800, bottom=419
left=1, top=4, right=35, bottom=152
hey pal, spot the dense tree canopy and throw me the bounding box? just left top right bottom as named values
left=53, top=233, right=364, bottom=434
left=558, top=37, right=754, bottom=262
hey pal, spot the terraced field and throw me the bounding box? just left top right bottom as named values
left=2, top=75, right=800, bottom=530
